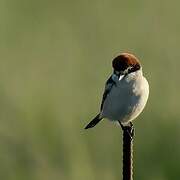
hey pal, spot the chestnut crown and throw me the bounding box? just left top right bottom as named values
left=112, top=53, right=141, bottom=73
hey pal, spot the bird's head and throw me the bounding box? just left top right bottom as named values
left=112, top=53, right=141, bottom=78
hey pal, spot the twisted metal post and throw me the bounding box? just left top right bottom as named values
left=120, top=122, right=134, bottom=180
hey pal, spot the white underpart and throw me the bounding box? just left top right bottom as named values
left=100, top=69, right=149, bottom=125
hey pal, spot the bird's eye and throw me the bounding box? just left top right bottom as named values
left=127, top=64, right=141, bottom=74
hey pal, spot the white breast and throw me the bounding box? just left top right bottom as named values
left=101, top=70, right=149, bottom=125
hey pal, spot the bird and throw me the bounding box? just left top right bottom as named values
left=84, top=53, right=149, bottom=133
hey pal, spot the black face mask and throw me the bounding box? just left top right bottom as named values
left=114, top=64, right=141, bottom=78
left=128, top=64, right=141, bottom=74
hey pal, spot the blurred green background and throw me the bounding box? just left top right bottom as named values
left=0, top=0, right=180, bottom=180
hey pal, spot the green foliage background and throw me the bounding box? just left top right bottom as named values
left=0, top=0, right=180, bottom=179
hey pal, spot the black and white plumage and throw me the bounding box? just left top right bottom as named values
left=84, top=53, right=149, bottom=129
left=85, top=75, right=117, bottom=129
left=100, top=75, right=118, bottom=111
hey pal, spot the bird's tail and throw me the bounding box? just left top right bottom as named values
left=84, top=114, right=102, bottom=129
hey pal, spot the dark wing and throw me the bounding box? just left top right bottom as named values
left=100, top=75, right=116, bottom=110
left=84, top=114, right=102, bottom=129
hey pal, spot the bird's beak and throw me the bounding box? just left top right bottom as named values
left=118, top=73, right=125, bottom=81
left=114, top=70, right=125, bottom=81
left=118, top=67, right=132, bottom=79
